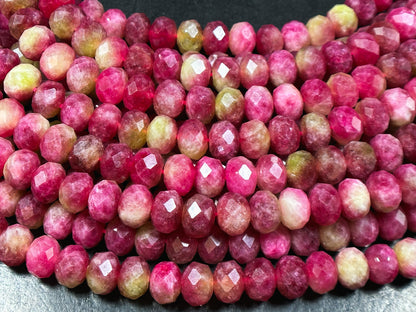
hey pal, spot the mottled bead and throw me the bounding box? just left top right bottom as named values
left=177, top=19, right=203, bottom=53
left=117, top=256, right=150, bottom=300
left=244, top=258, right=275, bottom=301
left=213, top=260, right=244, bottom=304
left=86, top=252, right=120, bottom=295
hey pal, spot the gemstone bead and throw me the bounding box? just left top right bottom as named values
left=213, top=260, right=244, bottom=304
left=88, top=180, right=121, bottom=224
left=250, top=190, right=280, bottom=234
left=0, top=224, right=33, bottom=266
left=275, top=255, right=308, bottom=300
left=68, top=135, right=104, bottom=173
left=3, top=149, right=40, bottom=190
left=239, top=53, right=269, bottom=89
left=198, top=225, right=228, bottom=265
left=217, top=192, right=251, bottom=236
left=149, top=16, right=177, bottom=50
left=118, top=110, right=149, bottom=151
left=118, top=184, right=152, bottom=229
left=15, top=193, right=47, bottom=229
left=13, top=113, right=49, bottom=151
left=31, top=81, right=65, bottom=119
left=72, top=211, right=104, bottom=249
left=177, top=119, right=208, bottom=160
left=54, top=245, right=89, bottom=288
left=123, top=43, right=154, bottom=77
left=86, top=251, right=120, bottom=295
left=290, top=222, right=320, bottom=257
left=59, top=172, right=93, bottom=214
left=208, top=120, right=239, bottom=162
left=99, top=143, right=132, bottom=184
left=151, top=190, right=182, bottom=234
left=355, top=98, right=390, bottom=137
left=286, top=150, right=317, bottom=191
left=268, top=50, right=297, bottom=86
left=309, top=183, right=342, bottom=226
left=328, top=106, right=363, bottom=145
left=117, top=256, right=150, bottom=300
left=281, top=20, right=310, bottom=52
left=256, top=154, right=287, bottom=194
left=228, top=21, right=256, bottom=56
left=153, top=48, right=182, bottom=83
left=319, top=217, right=351, bottom=252
left=327, top=72, right=359, bottom=108
left=185, top=86, right=215, bottom=124
left=164, top=154, right=195, bottom=197
left=343, top=141, right=376, bottom=180
left=195, top=156, right=225, bottom=198
left=273, top=83, right=303, bottom=120
left=349, top=211, right=379, bottom=247
left=244, top=258, right=275, bottom=301
left=336, top=247, right=369, bottom=290
left=393, top=237, right=416, bottom=279
left=386, top=7, right=416, bottom=41
left=95, top=67, right=128, bottom=105
left=203, top=21, right=229, bottom=55
left=300, top=112, right=331, bottom=153
left=181, top=262, right=213, bottom=307
left=146, top=115, right=177, bottom=154
left=305, top=251, right=338, bottom=294
left=301, top=79, right=334, bottom=115
left=180, top=52, right=211, bottom=91
left=43, top=202, right=73, bottom=241
left=31, top=162, right=65, bottom=204
left=260, top=226, right=291, bottom=260
left=268, top=115, right=301, bottom=156
left=165, top=229, right=197, bottom=264
left=26, top=235, right=60, bottom=279
left=244, top=86, right=273, bottom=123
left=365, top=244, right=399, bottom=285
left=228, top=227, right=260, bottom=264
left=256, top=24, right=283, bottom=55
left=134, top=222, right=165, bottom=261
left=149, top=261, right=181, bottom=305
left=124, top=13, right=150, bottom=45
left=177, top=19, right=203, bottom=53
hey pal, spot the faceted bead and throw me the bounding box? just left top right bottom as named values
left=26, top=235, right=60, bottom=279
left=336, top=247, right=369, bottom=290
left=182, top=194, right=215, bottom=239
left=319, top=217, right=351, bottom=252
left=273, top=83, right=304, bottom=120
left=39, top=43, right=75, bottom=81
left=301, top=79, right=334, bottom=116
left=347, top=32, right=380, bottom=66
left=66, top=56, right=99, bottom=96
left=345, top=0, right=377, bottom=26
left=295, top=46, right=326, bottom=81
left=198, top=225, right=228, bottom=264
left=209, top=120, right=239, bottom=163
left=213, top=260, right=244, bottom=304
left=153, top=48, right=182, bottom=83
left=150, top=261, right=181, bottom=305
left=40, top=123, right=77, bottom=164
left=305, top=251, right=338, bottom=294
left=290, top=222, right=320, bottom=257
left=328, top=106, right=363, bottom=145
left=99, top=8, right=126, bottom=38
left=88, top=180, right=122, bottom=224
left=118, top=184, right=152, bottom=229
left=124, top=43, right=154, bottom=77
left=3, top=149, right=40, bottom=190
left=355, top=98, right=390, bottom=137
left=32, top=81, right=65, bottom=119
left=268, top=50, right=297, bottom=87
left=86, top=251, right=120, bottom=295
left=275, top=255, right=308, bottom=300
left=228, top=227, right=260, bottom=264
left=13, top=113, right=49, bottom=151
left=151, top=190, right=183, bottom=234
left=239, top=53, right=269, bottom=89
left=95, top=67, right=128, bottom=105
left=352, top=64, right=386, bottom=98
left=15, top=193, right=47, bottom=229
left=250, top=190, right=280, bottom=234
left=18, top=25, right=55, bottom=61
left=129, top=147, right=163, bottom=188
left=0, top=48, right=19, bottom=83
left=164, top=154, right=195, bottom=197
left=376, top=207, right=407, bottom=241
left=282, top=20, right=310, bottom=52
left=393, top=237, right=416, bottom=279
left=30, top=162, right=65, bottom=205
left=68, top=135, right=104, bottom=173
left=366, top=170, right=402, bottom=213
left=339, top=178, right=371, bottom=220
left=177, top=19, right=203, bottom=53
left=225, top=156, right=257, bottom=197
left=256, top=24, right=283, bottom=55
left=134, top=222, right=165, bottom=261
left=95, top=37, right=128, bottom=70
left=256, top=154, right=287, bottom=194
left=180, top=52, right=211, bottom=91
left=268, top=115, right=301, bottom=156
left=211, top=56, right=240, bottom=92
left=327, top=72, right=359, bottom=108
left=368, top=21, right=400, bottom=55
left=195, top=156, right=225, bottom=198
left=203, top=21, right=229, bottom=55
left=260, top=226, right=290, bottom=260
left=381, top=87, right=416, bottom=127
left=229, top=22, right=256, bottom=56
left=88, top=104, right=120, bottom=143
left=181, top=262, right=213, bottom=306
left=71, top=20, right=107, bottom=58
left=321, top=40, right=353, bottom=74
left=315, top=145, right=347, bottom=185
left=99, top=143, right=132, bottom=184
left=309, top=183, right=342, bottom=226
left=396, top=123, right=416, bottom=163
left=244, top=86, right=273, bottom=123
left=125, top=13, right=150, bottom=45
left=349, top=211, right=379, bottom=247
left=118, top=110, right=149, bottom=151
left=49, top=4, right=84, bottom=40
left=386, top=7, right=416, bottom=41
left=327, top=4, right=358, bottom=37
left=72, top=211, right=104, bottom=249
left=165, top=229, right=197, bottom=264
left=306, top=15, right=335, bottom=46
left=300, top=113, right=331, bottom=153
left=0, top=224, right=33, bottom=266
left=59, top=172, right=93, bottom=214
left=54, top=245, right=89, bottom=288
left=153, top=79, right=185, bottom=118
left=185, top=86, right=215, bottom=124
left=146, top=115, right=177, bottom=154
left=0, top=180, right=24, bottom=217
left=118, top=256, right=150, bottom=300
left=43, top=202, right=73, bottom=241
left=4, top=63, right=41, bottom=101
left=343, top=141, right=376, bottom=180
left=244, top=258, right=275, bottom=301
left=365, top=244, right=398, bottom=285
left=217, top=192, right=251, bottom=236
left=8, top=8, right=47, bottom=39
left=123, top=73, right=155, bottom=111
left=286, top=150, right=317, bottom=191
left=177, top=119, right=208, bottom=160
left=149, top=16, right=177, bottom=50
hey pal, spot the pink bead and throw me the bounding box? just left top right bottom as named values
left=217, top=192, right=251, bottom=236
left=319, top=217, right=351, bottom=251
left=88, top=180, right=121, bottom=224
left=0, top=182, right=21, bottom=219
left=95, top=37, right=129, bottom=70
left=339, top=178, right=371, bottom=220
left=228, top=226, right=260, bottom=264
left=153, top=48, right=182, bottom=83
left=268, top=115, right=301, bottom=156
left=185, top=86, right=215, bottom=124
left=225, top=156, right=257, bottom=197
left=239, top=53, right=269, bottom=89
left=68, top=135, right=104, bottom=173
left=164, top=154, right=195, bottom=197
left=95, top=67, right=128, bottom=105
left=105, top=217, right=135, bottom=256
left=309, top=183, right=341, bottom=226
left=86, top=252, right=120, bottom=295
left=203, top=21, right=229, bottom=55
left=153, top=79, right=185, bottom=118
left=0, top=48, right=19, bottom=83
left=368, top=21, right=400, bottom=55
left=321, top=40, right=353, bottom=74
left=279, top=187, right=311, bottom=230
left=79, top=0, right=103, bottom=22
left=327, top=73, right=359, bottom=108
left=134, top=222, right=165, bottom=261
left=59, top=172, right=93, bottom=214
left=256, top=24, right=283, bottom=55
left=180, top=53, right=211, bottom=91
left=72, top=211, right=105, bottom=249
left=343, top=141, right=377, bottom=180
left=250, top=190, right=280, bottom=234
left=352, top=64, right=386, bottom=98
left=149, top=16, right=177, bottom=50
left=26, top=235, right=60, bottom=279
left=124, top=43, right=154, bottom=77
left=301, top=79, right=334, bottom=116
left=181, top=262, right=213, bottom=306
left=8, top=8, right=47, bottom=39
left=129, top=147, right=163, bottom=188
left=282, top=20, right=311, bottom=52
left=0, top=224, right=33, bottom=266
left=349, top=211, right=379, bottom=247
left=0, top=98, right=25, bottom=138
left=100, top=8, right=126, bottom=38
left=4, top=149, right=40, bottom=190
left=345, top=0, right=377, bottom=26
left=328, top=106, right=363, bottom=145
left=60, top=93, right=94, bottom=133
left=268, top=50, right=297, bottom=86
left=365, top=244, right=399, bottom=285
left=260, top=226, right=290, bottom=260
left=118, top=184, right=152, bottom=229
left=177, top=119, right=208, bottom=160
left=40, top=124, right=76, bottom=164
left=244, top=86, right=273, bottom=123
left=43, top=202, right=73, bottom=240
left=300, top=113, right=331, bottom=153
left=315, top=145, right=347, bottom=185
left=256, top=154, right=287, bottom=194
left=0, top=138, right=13, bottom=178
left=367, top=169, right=402, bottom=213
left=151, top=190, right=182, bottom=234
left=244, top=258, right=275, bottom=301
left=195, top=156, right=225, bottom=198
left=229, top=22, right=256, bottom=56
left=381, top=87, right=416, bottom=127
left=125, top=13, right=150, bottom=45
left=150, top=261, right=181, bottom=304
left=376, top=207, right=408, bottom=241
left=118, top=110, right=149, bottom=151
left=182, top=194, right=215, bottom=239
left=32, top=81, right=65, bottom=119
left=13, top=113, right=49, bottom=151
left=31, top=162, right=65, bottom=204
left=291, top=222, right=320, bottom=257
left=123, top=73, right=155, bottom=111
left=15, top=193, right=47, bottom=229
left=197, top=225, right=228, bottom=264
left=54, top=245, right=89, bottom=288
left=396, top=123, right=416, bottom=163
left=273, top=83, right=304, bottom=120
left=275, top=255, right=308, bottom=300
left=386, top=7, right=416, bottom=41
left=213, top=260, right=244, bottom=304
left=40, top=43, right=75, bottom=81
left=165, top=229, right=197, bottom=264
left=295, top=46, right=327, bottom=81
left=99, top=143, right=132, bottom=184
left=239, top=120, right=268, bottom=158
left=374, top=0, right=392, bottom=12
left=305, top=251, right=338, bottom=294
left=355, top=98, right=390, bottom=137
